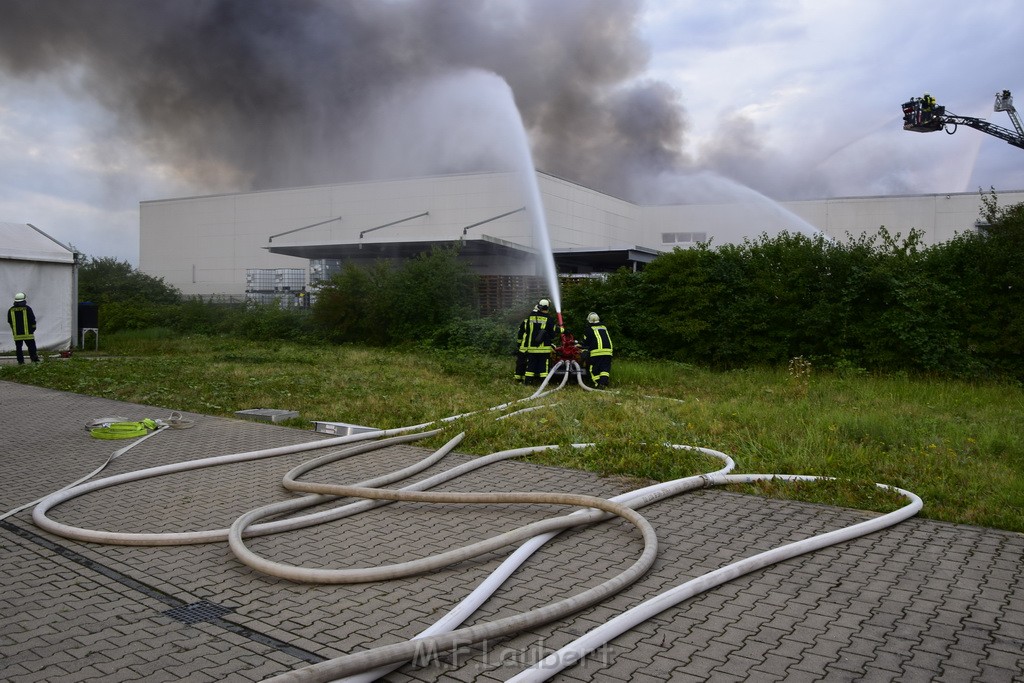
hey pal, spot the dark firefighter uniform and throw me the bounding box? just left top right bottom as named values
left=7, top=296, right=39, bottom=364
left=514, top=306, right=537, bottom=382
left=582, top=316, right=613, bottom=387
left=523, top=303, right=558, bottom=384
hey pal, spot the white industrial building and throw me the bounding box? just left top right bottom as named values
left=139, top=170, right=1024, bottom=299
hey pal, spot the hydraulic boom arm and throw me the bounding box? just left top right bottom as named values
left=902, top=90, right=1024, bottom=150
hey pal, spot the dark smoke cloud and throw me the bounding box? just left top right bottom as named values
left=0, top=0, right=691, bottom=200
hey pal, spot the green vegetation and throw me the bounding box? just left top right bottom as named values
left=3, top=334, right=1021, bottom=533
left=312, top=246, right=484, bottom=347
left=561, top=190, right=1024, bottom=378
left=77, top=256, right=183, bottom=332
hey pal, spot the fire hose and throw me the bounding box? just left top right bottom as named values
left=25, top=358, right=921, bottom=682
left=508, top=474, right=922, bottom=683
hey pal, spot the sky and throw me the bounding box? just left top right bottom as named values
left=0, top=0, right=1021, bottom=265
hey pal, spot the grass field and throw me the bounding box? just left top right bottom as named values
left=3, top=330, right=1022, bottom=533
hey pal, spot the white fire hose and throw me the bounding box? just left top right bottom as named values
left=23, top=359, right=921, bottom=683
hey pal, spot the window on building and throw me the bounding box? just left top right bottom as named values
left=661, top=232, right=707, bottom=244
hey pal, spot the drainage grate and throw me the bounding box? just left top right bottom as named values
left=164, top=600, right=235, bottom=624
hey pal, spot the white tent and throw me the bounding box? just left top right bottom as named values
left=1, top=222, right=77, bottom=355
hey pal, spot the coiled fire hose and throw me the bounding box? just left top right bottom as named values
left=25, top=359, right=922, bottom=683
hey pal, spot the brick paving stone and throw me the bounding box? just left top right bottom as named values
left=831, top=650, right=872, bottom=676
left=727, top=636, right=774, bottom=665
left=981, top=647, right=1024, bottom=673
left=978, top=663, right=1023, bottom=683
left=934, top=665, right=982, bottom=683
left=3, top=380, right=1024, bottom=682
left=820, top=666, right=862, bottom=682
left=773, top=669, right=824, bottom=683
left=858, top=668, right=909, bottom=683
left=707, top=652, right=761, bottom=678
left=751, top=651, right=801, bottom=679
left=657, top=639, right=698, bottom=665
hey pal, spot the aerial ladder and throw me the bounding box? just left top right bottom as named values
left=901, top=90, right=1024, bottom=150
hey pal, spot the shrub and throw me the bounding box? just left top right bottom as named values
left=78, top=256, right=181, bottom=305
left=311, top=261, right=392, bottom=344
left=235, top=304, right=317, bottom=342
left=311, top=246, right=478, bottom=346
left=429, top=316, right=518, bottom=355
left=568, top=210, right=1023, bottom=378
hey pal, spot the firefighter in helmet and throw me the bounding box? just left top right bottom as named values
left=7, top=292, right=40, bottom=364
left=921, top=93, right=936, bottom=122
left=581, top=311, right=613, bottom=387
left=514, top=304, right=538, bottom=382
left=522, top=298, right=559, bottom=384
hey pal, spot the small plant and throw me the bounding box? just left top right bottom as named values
left=788, top=355, right=812, bottom=380
left=787, top=355, right=812, bottom=396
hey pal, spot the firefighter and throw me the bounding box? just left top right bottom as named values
left=542, top=299, right=563, bottom=340
left=523, top=298, right=558, bottom=384
left=514, top=305, right=537, bottom=382
left=581, top=311, right=613, bottom=388
left=7, top=292, right=40, bottom=364
left=921, top=93, right=935, bottom=122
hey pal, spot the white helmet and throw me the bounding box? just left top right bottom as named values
left=538, top=299, right=550, bottom=309
left=14, top=292, right=26, bottom=302
left=587, top=312, right=600, bottom=324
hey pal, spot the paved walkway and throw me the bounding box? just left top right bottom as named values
left=1, top=380, right=1022, bottom=682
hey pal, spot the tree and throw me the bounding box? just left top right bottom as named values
left=311, top=261, right=392, bottom=344
left=311, top=246, right=478, bottom=345
left=386, top=246, right=478, bottom=342
left=78, top=257, right=181, bottom=305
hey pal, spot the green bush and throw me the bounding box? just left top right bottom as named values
left=429, top=316, right=519, bottom=355
left=96, top=300, right=166, bottom=332
left=168, top=297, right=233, bottom=334
left=234, top=304, right=317, bottom=342
left=562, top=196, right=1024, bottom=378
left=387, top=246, right=479, bottom=341
left=311, top=261, right=392, bottom=344
left=561, top=269, right=649, bottom=358
left=78, top=256, right=181, bottom=305
left=311, top=246, right=478, bottom=346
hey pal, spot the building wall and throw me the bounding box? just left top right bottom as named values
left=782, top=191, right=1024, bottom=244
left=140, top=174, right=1024, bottom=297
left=641, top=190, right=1024, bottom=249
left=540, top=174, right=638, bottom=250
left=142, top=173, right=534, bottom=297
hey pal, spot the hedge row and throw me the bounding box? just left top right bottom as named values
left=561, top=214, right=1022, bottom=378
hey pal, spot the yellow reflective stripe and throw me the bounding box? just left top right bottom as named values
left=586, top=325, right=613, bottom=356
left=9, top=308, right=34, bottom=340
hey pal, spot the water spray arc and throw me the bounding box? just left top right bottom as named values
left=488, top=68, right=584, bottom=387
left=488, top=73, right=563, bottom=314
